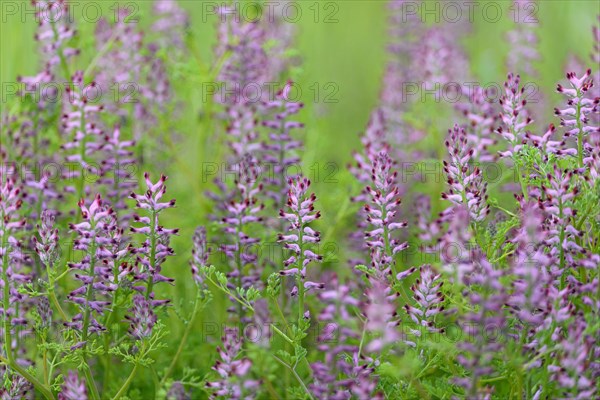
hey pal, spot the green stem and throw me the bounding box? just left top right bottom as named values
left=160, top=291, right=202, bottom=386
left=0, top=355, right=55, bottom=400
left=112, top=364, right=139, bottom=400
left=83, top=366, right=101, bottom=400
left=273, top=356, right=314, bottom=400
left=45, top=261, right=68, bottom=321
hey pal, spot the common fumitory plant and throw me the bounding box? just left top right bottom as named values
left=2, top=1, right=600, bottom=399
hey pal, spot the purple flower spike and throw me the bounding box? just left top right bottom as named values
left=278, top=177, right=323, bottom=300
left=97, top=125, right=137, bottom=221
left=125, top=294, right=157, bottom=340
left=506, top=0, right=540, bottom=76
left=548, top=319, right=597, bottom=399
left=129, top=173, right=178, bottom=307
left=362, top=276, right=400, bottom=352
left=190, top=226, right=210, bottom=284
left=66, top=194, right=118, bottom=334
left=405, top=265, right=445, bottom=334
left=58, top=371, right=87, bottom=400
left=152, top=0, right=190, bottom=50
left=538, top=167, right=587, bottom=275
left=205, top=327, right=259, bottom=399
left=215, top=5, right=268, bottom=106
left=220, top=156, right=264, bottom=297
left=20, top=0, right=78, bottom=83
left=261, top=82, right=304, bottom=207
left=442, top=125, right=490, bottom=222
left=555, top=69, right=600, bottom=165
left=454, top=253, right=507, bottom=399
left=0, top=173, right=31, bottom=337
left=363, top=151, right=408, bottom=278
left=497, top=73, right=532, bottom=158
left=33, top=210, right=60, bottom=266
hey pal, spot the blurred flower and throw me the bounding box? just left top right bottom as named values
left=405, top=265, right=445, bottom=335
left=58, top=370, right=87, bottom=400
left=442, top=125, right=490, bottom=222
left=33, top=210, right=60, bottom=266
left=152, top=0, right=189, bottom=49
left=190, top=226, right=210, bottom=284
left=205, top=327, right=259, bottom=399
left=506, top=0, right=540, bottom=77
left=261, top=82, right=304, bottom=208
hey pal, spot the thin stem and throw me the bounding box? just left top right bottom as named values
left=0, top=355, right=55, bottom=400
left=45, top=261, right=68, bottom=321
left=160, top=290, right=202, bottom=386
left=111, top=364, right=139, bottom=400
left=83, top=366, right=101, bottom=400
left=272, top=356, right=314, bottom=400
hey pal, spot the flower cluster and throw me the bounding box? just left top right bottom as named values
left=129, top=173, right=178, bottom=309
left=65, top=195, right=117, bottom=340
left=58, top=371, right=87, bottom=400
left=205, top=327, right=259, bottom=399
left=442, top=125, right=490, bottom=222
left=260, top=82, right=304, bottom=207
left=278, top=177, right=323, bottom=305
left=363, top=151, right=408, bottom=277
left=497, top=73, right=532, bottom=158
left=404, top=265, right=445, bottom=335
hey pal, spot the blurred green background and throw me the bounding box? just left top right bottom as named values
left=1, top=0, right=599, bottom=389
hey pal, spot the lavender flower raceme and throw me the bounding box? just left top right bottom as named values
left=0, top=173, right=31, bottom=362
left=508, top=203, right=553, bottom=331
left=33, top=210, right=60, bottom=267
left=125, top=294, right=157, bottom=340
left=18, top=0, right=78, bottom=84
left=190, top=226, right=210, bottom=284
left=61, top=71, right=105, bottom=197
left=538, top=166, right=584, bottom=275
left=215, top=5, right=268, bottom=106
left=129, top=173, right=178, bottom=306
left=361, top=276, right=400, bottom=352
left=58, top=370, right=88, bottom=400
left=363, top=151, right=408, bottom=279
left=65, top=195, right=118, bottom=343
left=506, top=0, right=540, bottom=77
left=442, top=125, right=490, bottom=222
left=455, top=85, right=498, bottom=163
left=261, top=82, right=304, bottom=208
left=497, top=73, right=532, bottom=159
left=205, top=327, right=259, bottom=399
left=152, top=0, right=190, bottom=50
left=97, top=125, right=137, bottom=220
left=220, top=156, right=264, bottom=318
left=404, top=265, right=445, bottom=336
left=554, top=69, right=600, bottom=166
left=278, top=177, right=323, bottom=320
left=310, top=273, right=360, bottom=397
left=454, top=252, right=507, bottom=399
left=0, top=370, right=32, bottom=399
left=548, top=318, right=597, bottom=399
